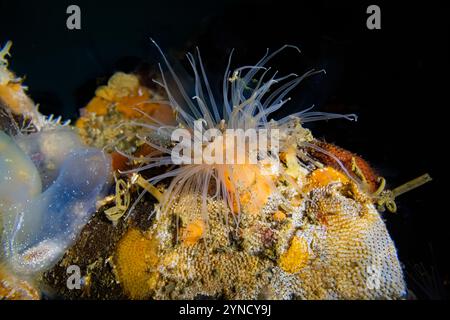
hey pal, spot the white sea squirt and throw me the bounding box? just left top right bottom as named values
left=0, top=128, right=111, bottom=276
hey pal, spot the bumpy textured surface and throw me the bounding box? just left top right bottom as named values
left=114, top=167, right=406, bottom=300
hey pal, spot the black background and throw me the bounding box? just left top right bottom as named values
left=0, top=0, right=448, bottom=299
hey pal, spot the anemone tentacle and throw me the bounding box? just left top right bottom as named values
left=122, top=42, right=358, bottom=237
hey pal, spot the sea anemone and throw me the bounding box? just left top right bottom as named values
left=119, top=40, right=358, bottom=240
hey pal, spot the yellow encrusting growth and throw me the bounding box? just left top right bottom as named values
left=114, top=228, right=159, bottom=299
left=279, top=236, right=310, bottom=273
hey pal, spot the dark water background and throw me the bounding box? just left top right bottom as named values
left=0, top=0, right=448, bottom=299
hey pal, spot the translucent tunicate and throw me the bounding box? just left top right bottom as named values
left=0, top=128, right=111, bottom=276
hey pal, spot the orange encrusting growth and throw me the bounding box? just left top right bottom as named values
left=76, top=72, right=175, bottom=129
left=0, top=80, right=34, bottom=116
left=224, top=164, right=274, bottom=215
left=114, top=228, right=159, bottom=299
left=309, top=141, right=379, bottom=193
left=273, top=210, right=287, bottom=222
left=84, top=97, right=109, bottom=116
left=305, top=167, right=350, bottom=192
left=182, top=219, right=205, bottom=245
